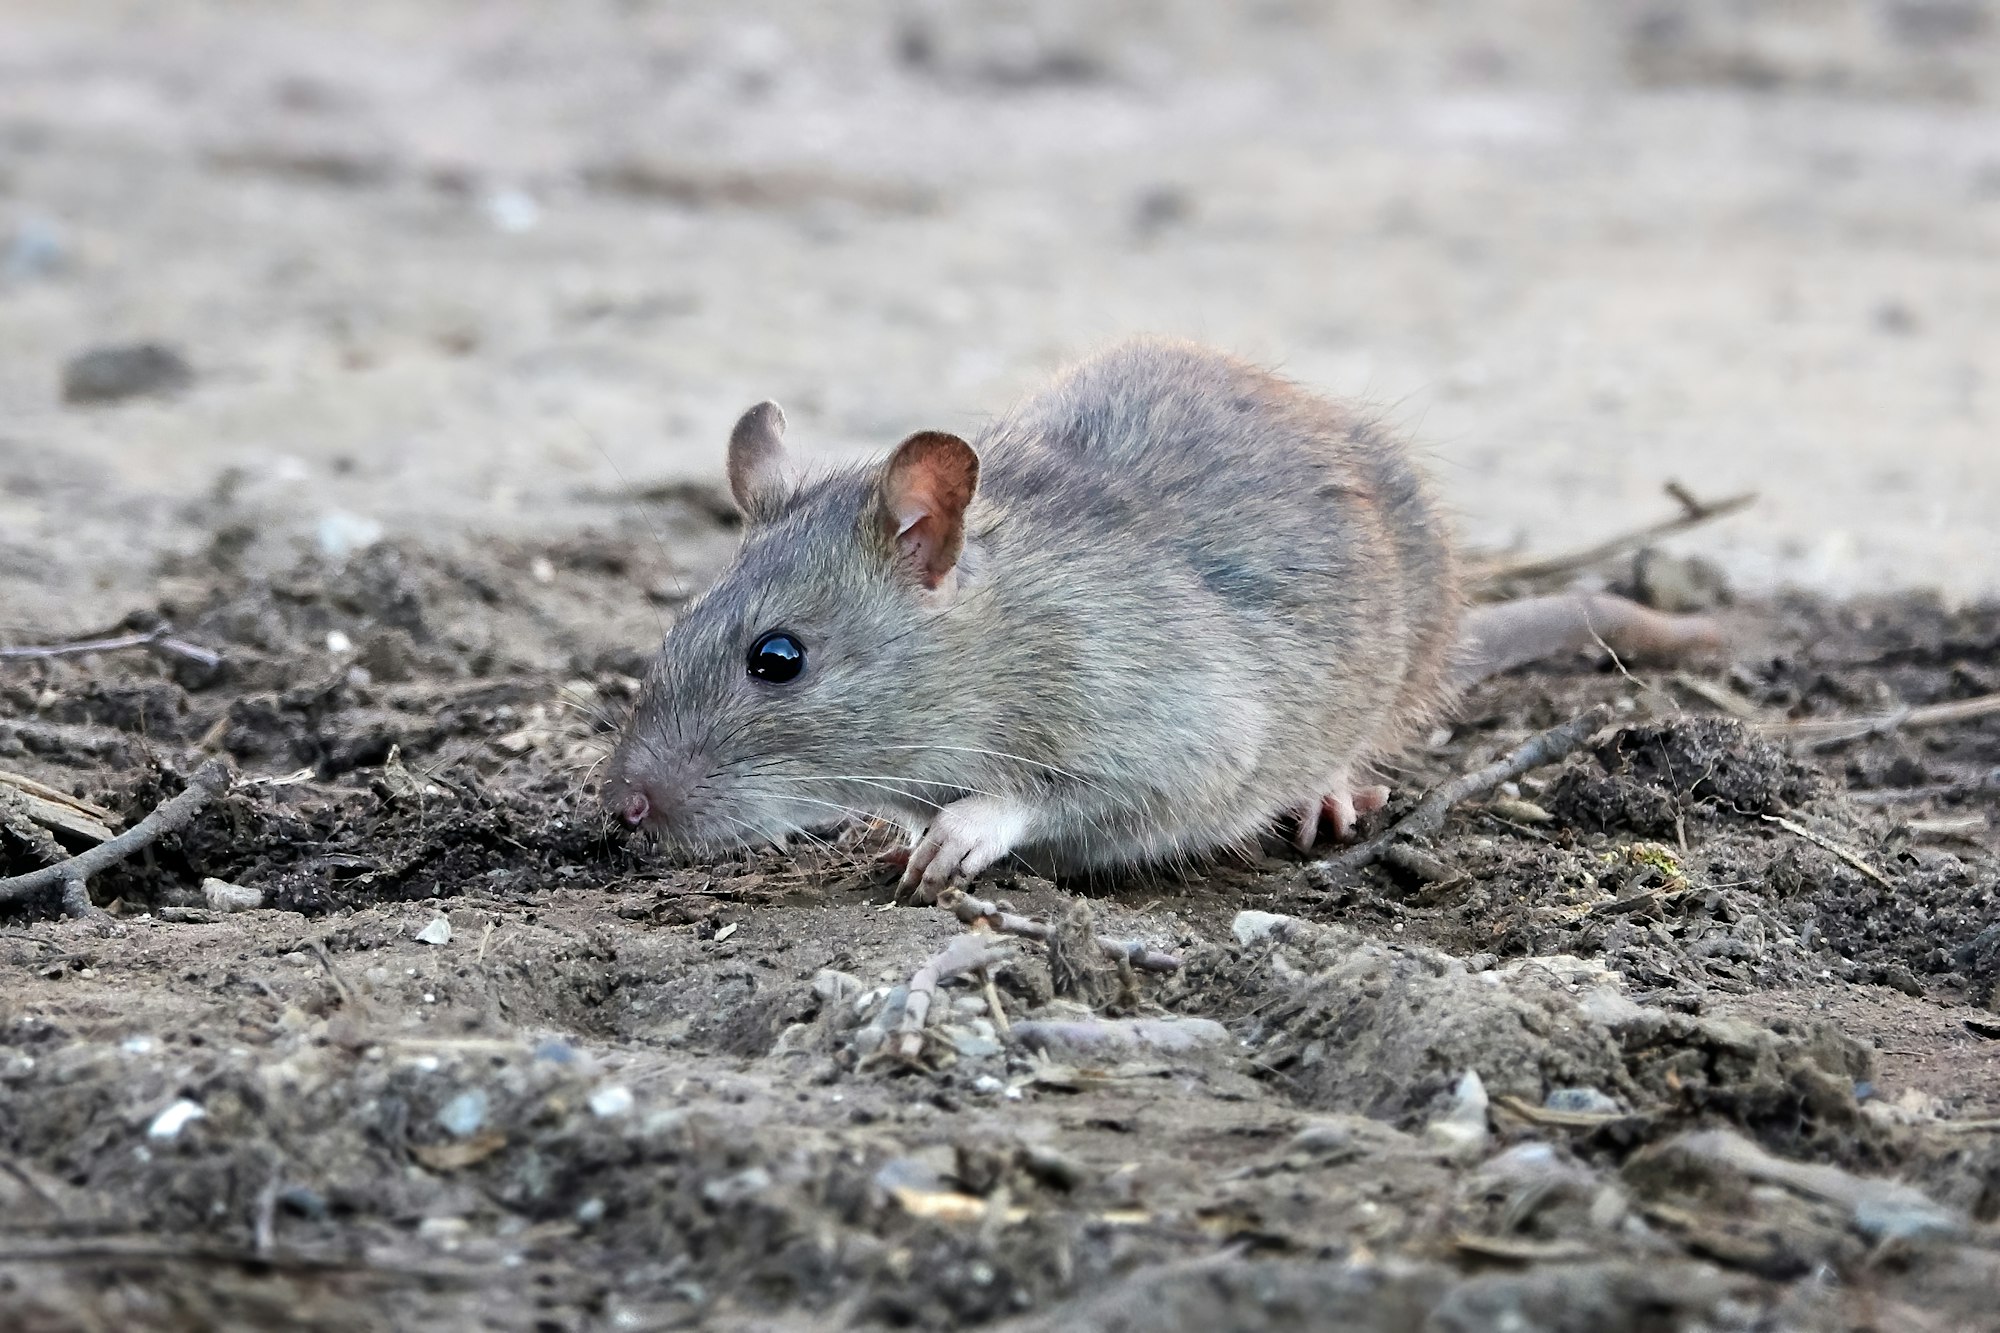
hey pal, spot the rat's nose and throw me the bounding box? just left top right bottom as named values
left=607, top=770, right=668, bottom=829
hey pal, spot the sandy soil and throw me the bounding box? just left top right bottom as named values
left=4, top=3, right=2000, bottom=1331
left=3, top=0, right=2000, bottom=635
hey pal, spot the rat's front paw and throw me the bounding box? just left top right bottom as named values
left=1291, top=782, right=1391, bottom=849
left=899, top=796, right=1034, bottom=903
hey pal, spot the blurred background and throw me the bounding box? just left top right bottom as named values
left=2, top=0, right=1996, bottom=632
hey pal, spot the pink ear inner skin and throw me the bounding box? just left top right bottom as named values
left=883, top=431, right=979, bottom=589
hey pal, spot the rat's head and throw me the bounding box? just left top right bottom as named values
left=604, top=400, right=981, bottom=854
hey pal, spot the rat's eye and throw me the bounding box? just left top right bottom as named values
left=747, top=630, right=806, bottom=684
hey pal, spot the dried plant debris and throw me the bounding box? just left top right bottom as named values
left=3, top=534, right=1999, bottom=1330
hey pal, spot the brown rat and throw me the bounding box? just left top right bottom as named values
left=604, top=339, right=1719, bottom=896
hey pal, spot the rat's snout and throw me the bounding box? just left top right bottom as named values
left=617, top=787, right=654, bottom=827
left=603, top=729, right=716, bottom=840
left=605, top=767, right=678, bottom=832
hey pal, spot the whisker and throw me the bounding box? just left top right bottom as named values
left=877, top=743, right=1105, bottom=791
left=786, top=772, right=1001, bottom=805
left=735, top=787, right=866, bottom=821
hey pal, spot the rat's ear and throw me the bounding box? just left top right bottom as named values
left=727, top=401, right=792, bottom=522
left=874, top=431, right=980, bottom=590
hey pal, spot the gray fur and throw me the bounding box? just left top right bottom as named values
left=606, top=339, right=1463, bottom=872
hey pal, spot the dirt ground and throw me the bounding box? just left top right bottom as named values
left=5, top=2, right=2000, bottom=1331
left=2, top=517, right=1998, bottom=1331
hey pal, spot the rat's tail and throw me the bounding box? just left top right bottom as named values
left=1451, top=593, right=1725, bottom=689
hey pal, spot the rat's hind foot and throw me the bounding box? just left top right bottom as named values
left=898, top=796, right=1034, bottom=904
left=1290, top=783, right=1390, bottom=850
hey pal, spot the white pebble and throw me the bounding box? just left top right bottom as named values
left=316, top=512, right=383, bottom=560
left=203, top=878, right=264, bottom=913
left=148, top=1099, right=206, bottom=1139
left=589, top=1085, right=635, bottom=1118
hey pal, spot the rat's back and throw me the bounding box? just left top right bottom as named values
left=972, top=339, right=1460, bottom=761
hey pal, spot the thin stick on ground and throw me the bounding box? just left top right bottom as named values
left=1312, top=704, right=1613, bottom=881
left=0, top=760, right=232, bottom=907
left=937, top=888, right=1183, bottom=972
left=978, top=965, right=1012, bottom=1040
left=0, top=1234, right=491, bottom=1281
left=0, top=624, right=224, bottom=673
left=0, top=769, right=120, bottom=841
left=1467, top=485, right=1756, bottom=592
left=893, top=933, right=1009, bottom=1063
left=1761, top=814, right=1891, bottom=888
left=1761, top=691, right=2000, bottom=749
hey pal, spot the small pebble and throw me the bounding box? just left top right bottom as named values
left=1423, top=1070, right=1490, bottom=1159
left=148, top=1099, right=206, bottom=1139
left=589, top=1085, right=635, bottom=1118
left=946, top=1025, right=1003, bottom=1060
left=702, top=1166, right=771, bottom=1205
left=1545, top=1087, right=1623, bottom=1115
left=415, top=917, right=452, bottom=946
left=417, top=1217, right=470, bottom=1248
left=316, top=511, right=384, bottom=559
left=61, top=342, right=193, bottom=404
left=533, top=1039, right=577, bottom=1064
left=813, top=969, right=862, bottom=1003
left=873, top=1157, right=945, bottom=1193
left=277, top=1185, right=330, bottom=1220
left=202, top=877, right=264, bottom=913
left=1232, top=910, right=1293, bottom=946
left=437, top=1090, right=489, bottom=1137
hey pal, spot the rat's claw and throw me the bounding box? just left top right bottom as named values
left=1293, top=782, right=1392, bottom=848
left=897, top=796, right=1033, bottom=904
left=1291, top=798, right=1323, bottom=851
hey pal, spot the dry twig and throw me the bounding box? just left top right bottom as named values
left=894, top=933, right=1009, bottom=1063
left=1761, top=814, right=1891, bottom=887
left=1762, top=691, right=2000, bottom=750
left=979, top=966, right=1012, bottom=1040
left=0, top=770, right=120, bottom=843
left=1670, top=673, right=1763, bottom=721
left=1903, top=814, right=1990, bottom=841
left=1311, top=705, right=1613, bottom=881
left=0, top=760, right=232, bottom=911
left=0, top=624, right=223, bottom=673
left=937, top=888, right=1183, bottom=972
left=1468, top=485, right=1756, bottom=592
left=0, top=1234, right=489, bottom=1280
